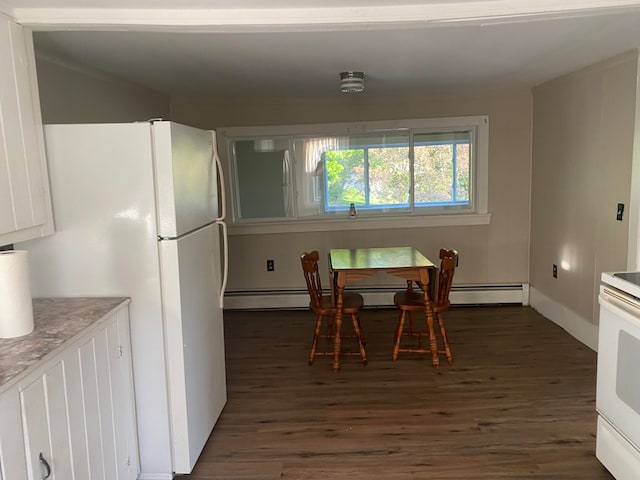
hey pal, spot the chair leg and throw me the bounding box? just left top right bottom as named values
left=357, top=317, right=366, bottom=346
left=437, top=312, right=453, bottom=364
left=392, top=310, right=407, bottom=361
left=326, top=314, right=335, bottom=338
left=423, top=309, right=439, bottom=367
left=408, top=311, right=415, bottom=336
left=351, top=313, right=368, bottom=365
left=308, top=313, right=323, bottom=365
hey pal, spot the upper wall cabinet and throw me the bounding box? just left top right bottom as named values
left=0, top=15, right=53, bottom=246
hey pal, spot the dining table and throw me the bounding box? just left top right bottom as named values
left=328, top=246, right=437, bottom=372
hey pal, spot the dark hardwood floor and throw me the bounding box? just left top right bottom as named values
left=181, top=306, right=614, bottom=479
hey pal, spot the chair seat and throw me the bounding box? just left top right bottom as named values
left=314, top=291, right=363, bottom=314
left=393, top=290, right=426, bottom=310
left=393, top=290, right=448, bottom=313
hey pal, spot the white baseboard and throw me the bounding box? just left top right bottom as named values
left=137, top=474, right=174, bottom=480
left=224, top=284, right=528, bottom=310
left=529, top=286, right=599, bottom=351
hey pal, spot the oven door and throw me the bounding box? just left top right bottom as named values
left=597, top=286, right=640, bottom=450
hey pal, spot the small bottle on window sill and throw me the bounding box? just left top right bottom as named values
left=349, top=203, right=357, bottom=218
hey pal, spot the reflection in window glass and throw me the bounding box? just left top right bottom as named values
left=227, top=120, right=480, bottom=222
left=231, top=138, right=294, bottom=220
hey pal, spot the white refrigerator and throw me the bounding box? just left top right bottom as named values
left=19, top=121, right=228, bottom=478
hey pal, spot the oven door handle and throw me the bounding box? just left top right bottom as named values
left=600, top=288, right=640, bottom=327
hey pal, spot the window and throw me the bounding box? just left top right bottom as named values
left=413, top=131, right=470, bottom=208
left=321, top=133, right=410, bottom=213
left=222, top=116, right=488, bottom=231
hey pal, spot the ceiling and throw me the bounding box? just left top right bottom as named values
left=4, top=1, right=640, bottom=97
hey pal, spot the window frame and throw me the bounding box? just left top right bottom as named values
left=219, top=115, right=490, bottom=235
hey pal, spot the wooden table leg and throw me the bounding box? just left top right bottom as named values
left=333, top=272, right=345, bottom=372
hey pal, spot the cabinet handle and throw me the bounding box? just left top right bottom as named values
left=39, top=452, right=51, bottom=479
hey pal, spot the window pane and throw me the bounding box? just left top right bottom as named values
left=368, top=146, right=410, bottom=207
left=414, top=131, right=471, bottom=207
left=324, top=132, right=410, bottom=212
left=456, top=143, right=470, bottom=202
left=232, top=138, right=294, bottom=219
left=325, top=149, right=365, bottom=208
left=293, top=136, right=349, bottom=217
left=415, top=144, right=454, bottom=204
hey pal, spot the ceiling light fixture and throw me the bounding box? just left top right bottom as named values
left=340, top=71, right=365, bottom=93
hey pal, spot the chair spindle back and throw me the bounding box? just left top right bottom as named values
left=300, top=251, right=323, bottom=309
left=435, top=248, right=458, bottom=309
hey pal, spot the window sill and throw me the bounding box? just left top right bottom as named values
left=227, top=212, right=492, bottom=235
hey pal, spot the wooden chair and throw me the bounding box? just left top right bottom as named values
left=300, top=251, right=367, bottom=366
left=391, top=248, right=458, bottom=364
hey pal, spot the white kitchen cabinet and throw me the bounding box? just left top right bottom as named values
left=0, top=301, right=138, bottom=480
left=0, top=385, right=28, bottom=479
left=20, top=362, right=73, bottom=479
left=0, top=14, right=53, bottom=246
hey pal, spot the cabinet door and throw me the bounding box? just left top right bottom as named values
left=15, top=304, right=138, bottom=480
left=0, top=387, right=27, bottom=480
left=78, top=337, right=106, bottom=478
left=0, top=16, right=53, bottom=245
left=20, top=362, right=73, bottom=480
left=113, top=308, right=140, bottom=480
left=106, top=314, right=137, bottom=480
left=77, top=309, right=139, bottom=480
left=60, top=348, right=90, bottom=478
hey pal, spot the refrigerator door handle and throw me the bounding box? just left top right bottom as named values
left=216, top=220, right=228, bottom=308
left=211, top=131, right=226, bottom=222
left=211, top=130, right=228, bottom=308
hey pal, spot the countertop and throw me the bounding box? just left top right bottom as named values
left=0, top=297, right=129, bottom=390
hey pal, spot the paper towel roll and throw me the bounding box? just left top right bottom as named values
left=0, top=250, right=34, bottom=338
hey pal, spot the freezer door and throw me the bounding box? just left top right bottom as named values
left=158, top=224, right=227, bottom=473
left=153, top=121, right=218, bottom=238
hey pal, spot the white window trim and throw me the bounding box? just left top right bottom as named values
left=219, top=115, right=489, bottom=235
left=228, top=212, right=491, bottom=235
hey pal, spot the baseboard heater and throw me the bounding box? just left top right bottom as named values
left=224, top=284, right=528, bottom=310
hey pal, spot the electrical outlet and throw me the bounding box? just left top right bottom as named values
left=267, top=259, right=275, bottom=272
left=553, top=264, right=558, bottom=278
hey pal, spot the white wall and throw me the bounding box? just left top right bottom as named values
left=35, top=53, right=170, bottom=124
left=172, top=89, right=533, bottom=296
left=530, top=50, right=638, bottom=342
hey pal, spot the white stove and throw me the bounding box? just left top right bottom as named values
left=601, top=271, right=640, bottom=299
left=596, top=272, right=640, bottom=480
